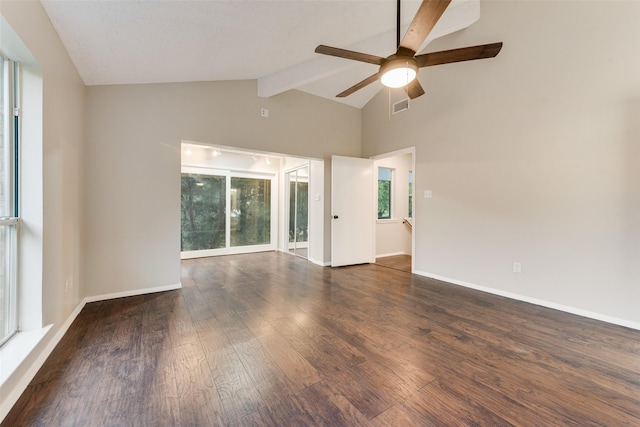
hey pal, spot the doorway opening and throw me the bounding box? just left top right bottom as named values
left=180, top=141, right=325, bottom=264
left=372, top=148, right=415, bottom=273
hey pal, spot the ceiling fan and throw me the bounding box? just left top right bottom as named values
left=314, top=0, right=503, bottom=99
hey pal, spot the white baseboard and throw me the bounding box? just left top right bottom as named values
left=0, top=298, right=84, bottom=422
left=414, top=270, right=640, bottom=331
left=376, top=251, right=410, bottom=258
left=84, top=283, right=182, bottom=303
left=0, top=282, right=182, bottom=423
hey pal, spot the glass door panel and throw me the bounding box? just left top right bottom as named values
left=230, top=177, right=271, bottom=247
left=295, top=168, right=309, bottom=257
left=181, top=173, right=226, bottom=251
left=286, top=166, right=309, bottom=258
left=288, top=173, right=297, bottom=252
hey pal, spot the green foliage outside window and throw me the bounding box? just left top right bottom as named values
left=378, top=167, right=392, bottom=219
left=289, top=181, right=308, bottom=243
left=230, top=177, right=271, bottom=247
left=181, top=174, right=226, bottom=251
left=181, top=174, right=272, bottom=251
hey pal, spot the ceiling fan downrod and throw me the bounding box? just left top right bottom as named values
left=397, top=0, right=401, bottom=49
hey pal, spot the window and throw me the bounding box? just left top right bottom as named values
left=180, top=168, right=274, bottom=257
left=408, top=170, right=413, bottom=219
left=377, top=167, right=392, bottom=219
left=0, top=56, right=19, bottom=347
left=181, top=173, right=226, bottom=251
left=229, top=177, right=271, bottom=247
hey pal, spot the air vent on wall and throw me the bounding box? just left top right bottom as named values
left=392, top=98, right=410, bottom=114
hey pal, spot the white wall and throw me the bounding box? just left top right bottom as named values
left=182, top=142, right=282, bottom=173
left=0, top=0, right=85, bottom=418
left=374, top=152, right=412, bottom=257
left=85, top=82, right=360, bottom=297
left=362, top=0, right=640, bottom=328
left=308, top=159, right=325, bottom=265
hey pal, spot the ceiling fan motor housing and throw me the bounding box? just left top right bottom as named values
left=379, top=56, right=419, bottom=88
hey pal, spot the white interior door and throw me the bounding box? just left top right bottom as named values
left=331, top=155, right=374, bottom=267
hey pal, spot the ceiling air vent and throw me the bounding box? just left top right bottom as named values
left=392, top=98, right=409, bottom=115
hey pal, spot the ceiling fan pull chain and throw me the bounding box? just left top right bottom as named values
left=388, top=87, right=392, bottom=121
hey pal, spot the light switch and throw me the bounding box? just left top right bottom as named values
left=424, top=190, right=433, bottom=199
left=314, top=194, right=321, bottom=201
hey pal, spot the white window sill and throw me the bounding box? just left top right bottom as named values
left=0, top=325, right=51, bottom=387
left=376, top=218, right=399, bottom=224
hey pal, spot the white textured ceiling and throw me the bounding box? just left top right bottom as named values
left=40, top=0, right=480, bottom=108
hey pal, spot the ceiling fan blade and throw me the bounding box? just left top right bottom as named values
left=337, top=73, right=379, bottom=98
left=406, top=79, right=425, bottom=99
left=416, top=42, right=503, bottom=67
left=397, top=0, right=452, bottom=57
left=315, top=45, right=386, bottom=66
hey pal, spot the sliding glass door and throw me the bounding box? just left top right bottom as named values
left=181, top=168, right=276, bottom=258
left=286, top=165, right=309, bottom=258
left=181, top=173, right=226, bottom=251
left=230, top=177, right=271, bottom=247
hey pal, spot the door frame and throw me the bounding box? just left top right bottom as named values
left=369, top=146, right=416, bottom=273
left=283, top=163, right=310, bottom=258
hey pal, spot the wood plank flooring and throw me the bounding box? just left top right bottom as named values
left=4, top=251, right=640, bottom=426
left=375, top=255, right=411, bottom=272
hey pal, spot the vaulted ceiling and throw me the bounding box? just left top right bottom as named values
left=41, top=0, right=480, bottom=108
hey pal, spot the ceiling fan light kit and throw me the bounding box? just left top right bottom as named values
left=380, top=57, right=418, bottom=88
left=315, top=0, right=503, bottom=100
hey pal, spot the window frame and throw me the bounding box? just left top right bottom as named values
left=1, top=56, right=20, bottom=347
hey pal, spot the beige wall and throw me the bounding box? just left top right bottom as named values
left=0, top=0, right=85, bottom=413
left=84, top=81, right=360, bottom=296
left=2, top=0, right=639, bottom=420
left=362, top=0, right=640, bottom=326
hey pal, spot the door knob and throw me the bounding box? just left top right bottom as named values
left=333, top=215, right=339, bottom=219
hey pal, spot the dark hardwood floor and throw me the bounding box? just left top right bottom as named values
left=4, top=252, right=640, bottom=426
left=375, top=255, right=411, bottom=273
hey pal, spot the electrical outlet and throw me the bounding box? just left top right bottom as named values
left=513, top=262, right=522, bottom=274
left=260, top=108, right=269, bottom=118
left=65, top=275, right=73, bottom=292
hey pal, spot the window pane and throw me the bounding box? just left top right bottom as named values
left=0, top=224, right=16, bottom=341
left=288, top=178, right=296, bottom=244
left=378, top=167, right=392, bottom=219
left=230, top=177, right=271, bottom=247
left=1, top=58, right=10, bottom=217
left=378, top=167, right=391, bottom=181
left=1, top=57, right=19, bottom=345
left=296, top=180, right=308, bottom=243
left=181, top=174, right=226, bottom=251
